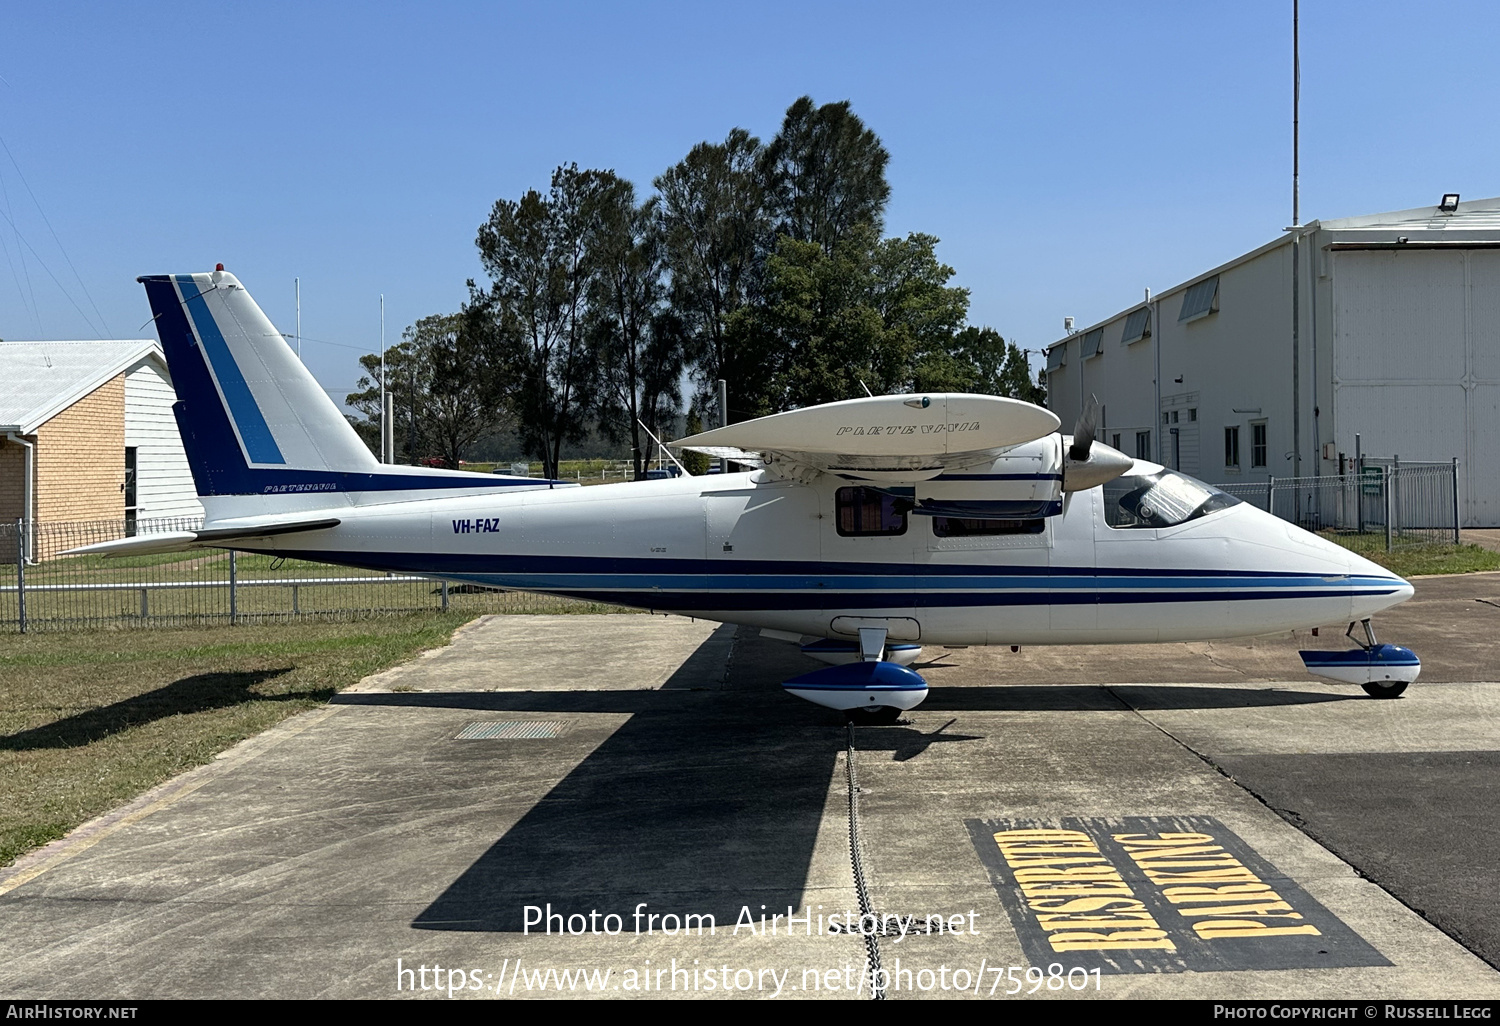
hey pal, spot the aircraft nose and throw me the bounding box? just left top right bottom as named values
left=1342, top=545, right=1414, bottom=614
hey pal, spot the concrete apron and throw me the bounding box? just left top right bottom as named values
left=0, top=600, right=1497, bottom=1000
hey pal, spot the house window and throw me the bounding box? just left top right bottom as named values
left=1120, top=307, right=1152, bottom=345
left=932, top=518, right=1045, bottom=538
left=1135, top=431, right=1152, bottom=461
left=1251, top=422, right=1268, bottom=468
left=836, top=487, right=907, bottom=537
left=1178, top=275, right=1220, bottom=323
left=1188, top=408, right=1197, bottom=421
left=1225, top=426, right=1241, bottom=469
left=1112, top=433, right=1121, bottom=450
left=1082, top=327, right=1104, bottom=359
left=124, top=447, right=138, bottom=537
left=1046, top=344, right=1066, bottom=371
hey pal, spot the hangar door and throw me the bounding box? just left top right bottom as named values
left=1333, top=249, right=1497, bottom=527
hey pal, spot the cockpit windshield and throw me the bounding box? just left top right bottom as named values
left=1103, top=470, right=1241, bottom=529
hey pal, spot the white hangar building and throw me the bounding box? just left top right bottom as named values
left=1043, top=194, right=1500, bottom=527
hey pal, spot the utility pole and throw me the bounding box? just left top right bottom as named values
left=1291, top=0, right=1302, bottom=490
left=380, top=294, right=387, bottom=464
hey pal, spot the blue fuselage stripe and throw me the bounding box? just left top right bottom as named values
left=267, top=548, right=1402, bottom=613
left=176, top=276, right=285, bottom=465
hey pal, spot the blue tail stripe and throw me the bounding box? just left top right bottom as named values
left=175, top=276, right=285, bottom=465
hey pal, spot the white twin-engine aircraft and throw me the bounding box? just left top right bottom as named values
left=78, top=269, right=1421, bottom=721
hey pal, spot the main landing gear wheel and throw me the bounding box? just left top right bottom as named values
left=1361, top=680, right=1408, bottom=699
left=847, top=705, right=904, bottom=725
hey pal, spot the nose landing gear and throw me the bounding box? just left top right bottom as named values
left=782, top=626, right=929, bottom=720
left=1299, top=618, right=1421, bottom=698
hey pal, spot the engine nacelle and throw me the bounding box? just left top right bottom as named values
left=912, top=435, right=1065, bottom=518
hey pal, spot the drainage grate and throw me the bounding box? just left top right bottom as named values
left=454, top=720, right=570, bottom=740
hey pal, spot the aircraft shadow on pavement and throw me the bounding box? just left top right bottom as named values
left=405, top=630, right=848, bottom=934
left=328, top=631, right=1357, bottom=934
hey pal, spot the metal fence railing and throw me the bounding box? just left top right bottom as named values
left=1214, top=458, right=1461, bottom=552
left=0, top=517, right=626, bottom=633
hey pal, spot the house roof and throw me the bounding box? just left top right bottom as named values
left=1047, top=195, right=1500, bottom=354
left=0, top=340, right=162, bottom=434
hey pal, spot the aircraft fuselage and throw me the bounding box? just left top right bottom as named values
left=256, top=465, right=1411, bottom=647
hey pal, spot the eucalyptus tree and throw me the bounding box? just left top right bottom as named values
left=912, top=325, right=1045, bottom=404
left=588, top=176, right=684, bottom=479
left=726, top=226, right=969, bottom=412
left=760, top=96, right=891, bottom=255
left=474, top=164, right=609, bottom=479
left=654, top=128, right=768, bottom=419
left=346, top=312, right=510, bottom=468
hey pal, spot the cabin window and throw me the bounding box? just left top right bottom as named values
left=932, top=517, right=1045, bottom=538
left=1104, top=470, right=1241, bottom=529
left=836, top=487, right=907, bottom=537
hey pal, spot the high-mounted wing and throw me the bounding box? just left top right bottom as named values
left=670, top=393, right=1061, bottom=482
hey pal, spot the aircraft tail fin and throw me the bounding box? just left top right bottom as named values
left=139, top=268, right=559, bottom=520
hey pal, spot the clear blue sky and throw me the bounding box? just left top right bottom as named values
left=2, top=1, right=1495, bottom=405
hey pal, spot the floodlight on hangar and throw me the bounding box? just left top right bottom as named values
left=1439, top=193, right=1460, bottom=212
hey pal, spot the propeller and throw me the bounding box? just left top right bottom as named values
left=1061, top=393, right=1132, bottom=492
left=1068, top=394, right=1099, bottom=462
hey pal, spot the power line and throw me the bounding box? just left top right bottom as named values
left=0, top=201, right=105, bottom=339
left=0, top=134, right=113, bottom=337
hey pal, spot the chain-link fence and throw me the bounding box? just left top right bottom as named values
left=0, top=517, right=626, bottom=633
left=1214, top=458, right=1461, bottom=552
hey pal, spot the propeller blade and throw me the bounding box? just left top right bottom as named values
left=1069, top=394, right=1099, bottom=462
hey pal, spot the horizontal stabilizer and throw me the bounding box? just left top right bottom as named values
left=63, top=516, right=341, bottom=558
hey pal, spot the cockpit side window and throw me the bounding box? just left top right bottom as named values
left=1103, top=470, right=1241, bottom=529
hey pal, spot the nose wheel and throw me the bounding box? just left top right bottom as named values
left=1299, top=618, right=1420, bottom=697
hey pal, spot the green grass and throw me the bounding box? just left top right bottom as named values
left=1321, top=531, right=1500, bottom=577
left=0, top=614, right=485, bottom=868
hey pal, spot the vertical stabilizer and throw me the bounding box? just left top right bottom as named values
left=139, top=268, right=559, bottom=520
